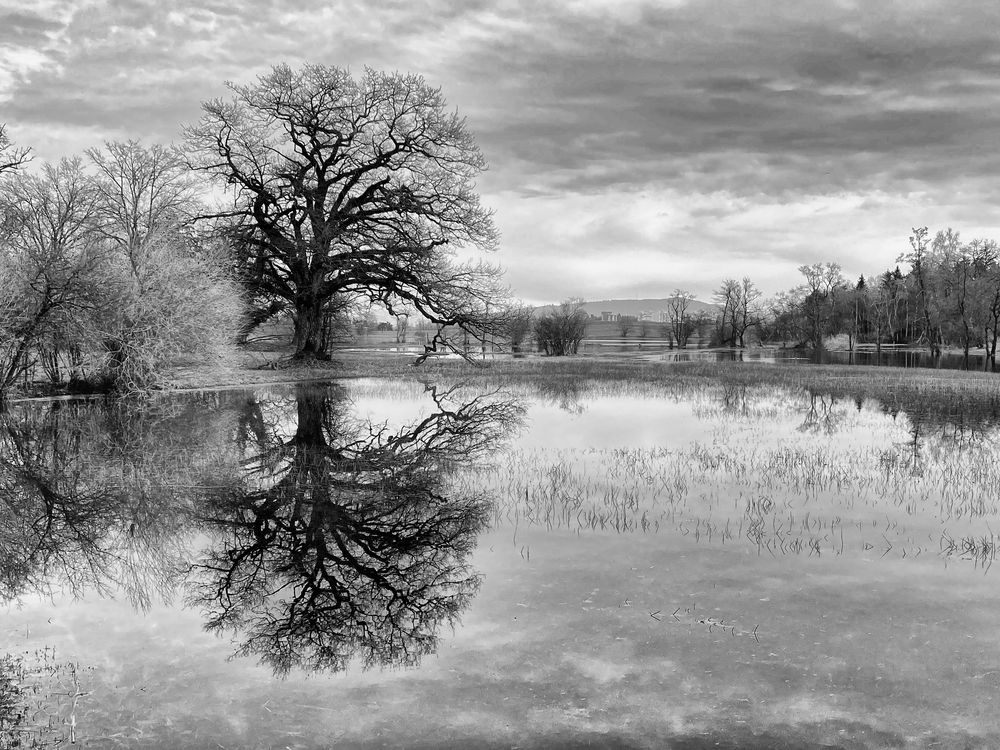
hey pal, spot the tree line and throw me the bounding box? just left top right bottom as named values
left=0, top=64, right=510, bottom=399
left=532, top=226, right=1000, bottom=368
left=764, top=226, right=1000, bottom=369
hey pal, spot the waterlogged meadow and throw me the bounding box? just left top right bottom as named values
left=1, top=370, right=1000, bottom=747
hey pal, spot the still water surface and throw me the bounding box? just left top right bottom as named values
left=581, top=341, right=997, bottom=371
left=2, top=377, right=1000, bottom=747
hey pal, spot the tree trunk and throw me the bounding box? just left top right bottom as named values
left=984, top=327, right=991, bottom=372
left=293, top=295, right=328, bottom=359
left=295, top=386, right=329, bottom=445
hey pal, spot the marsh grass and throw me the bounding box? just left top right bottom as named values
left=340, top=368, right=1000, bottom=572
left=0, top=647, right=91, bottom=748
left=453, top=373, right=1000, bottom=571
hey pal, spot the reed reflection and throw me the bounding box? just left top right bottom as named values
left=191, top=383, right=524, bottom=674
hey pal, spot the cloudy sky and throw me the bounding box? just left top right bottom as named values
left=3, top=0, right=1000, bottom=303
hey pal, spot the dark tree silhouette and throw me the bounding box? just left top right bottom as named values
left=190, top=383, right=523, bottom=674
left=186, top=64, right=504, bottom=360
left=0, top=381, right=523, bottom=675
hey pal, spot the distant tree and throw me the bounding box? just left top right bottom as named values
left=713, top=278, right=760, bottom=347
left=618, top=315, right=635, bottom=338
left=798, top=263, right=846, bottom=350
left=760, top=291, right=805, bottom=346
left=867, top=270, right=907, bottom=352
left=975, top=244, right=1000, bottom=370
left=352, top=310, right=379, bottom=337
left=667, top=290, right=696, bottom=348
left=713, top=279, right=739, bottom=346
left=502, top=304, right=534, bottom=352
left=932, top=235, right=999, bottom=367
left=394, top=304, right=414, bottom=344
left=732, top=277, right=762, bottom=347
left=899, top=227, right=942, bottom=356
left=186, top=64, right=503, bottom=361
left=534, top=299, right=588, bottom=356
left=691, top=310, right=715, bottom=347
left=849, top=275, right=868, bottom=347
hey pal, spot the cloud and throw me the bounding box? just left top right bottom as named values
left=4, top=0, right=1000, bottom=301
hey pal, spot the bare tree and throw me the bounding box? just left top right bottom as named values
left=867, top=270, right=907, bottom=353
left=534, top=298, right=589, bottom=356
left=0, top=146, right=243, bottom=397
left=899, top=227, right=942, bottom=356
left=732, top=277, right=762, bottom=347
left=759, top=290, right=805, bottom=345
left=501, top=303, right=534, bottom=352
left=185, top=64, right=503, bottom=361
left=82, top=141, right=243, bottom=393
left=798, top=262, right=846, bottom=350
left=0, top=159, right=106, bottom=395
left=667, top=289, right=695, bottom=348
left=0, top=125, right=29, bottom=176
left=714, top=279, right=740, bottom=346
left=87, top=140, right=198, bottom=267
left=618, top=316, right=635, bottom=338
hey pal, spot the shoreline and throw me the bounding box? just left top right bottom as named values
left=7, top=344, right=1000, bottom=404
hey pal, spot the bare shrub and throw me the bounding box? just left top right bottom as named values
left=534, top=299, right=588, bottom=356
left=97, top=234, right=244, bottom=393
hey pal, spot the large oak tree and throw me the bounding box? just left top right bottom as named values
left=185, top=64, right=503, bottom=359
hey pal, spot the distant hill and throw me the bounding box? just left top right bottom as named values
left=536, top=297, right=719, bottom=318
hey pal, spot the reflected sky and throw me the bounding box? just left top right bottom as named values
left=1, top=377, right=999, bottom=747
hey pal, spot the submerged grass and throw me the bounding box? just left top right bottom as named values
left=156, top=352, right=1000, bottom=573
left=447, top=371, right=1000, bottom=572
left=0, top=646, right=90, bottom=748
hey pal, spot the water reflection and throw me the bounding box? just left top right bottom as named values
left=797, top=391, right=846, bottom=435
left=0, top=384, right=524, bottom=676
left=2, top=379, right=1000, bottom=746
left=536, top=378, right=586, bottom=414
left=484, top=376, right=1000, bottom=574
left=191, top=384, right=523, bottom=674
left=0, top=400, right=207, bottom=608
left=643, top=346, right=1000, bottom=371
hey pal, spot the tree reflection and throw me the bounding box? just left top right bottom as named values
left=535, top=378, right=586, bottom=414
left=191, top=383, right=523, bottom=675
left=797, top=391, right=845, bottom=435
left=0, top=399, right=214, bottom=607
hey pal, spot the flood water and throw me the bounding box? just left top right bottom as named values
left=581, top=341, right=998, bottom=371
left=2, top=376, right=1000, bottom=747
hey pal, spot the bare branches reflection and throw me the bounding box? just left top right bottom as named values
left=190, top=383, right=524, bottom=674
left=0, top=397, right=231, bottom=608
left=0, top=384, right=524, bottom=677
